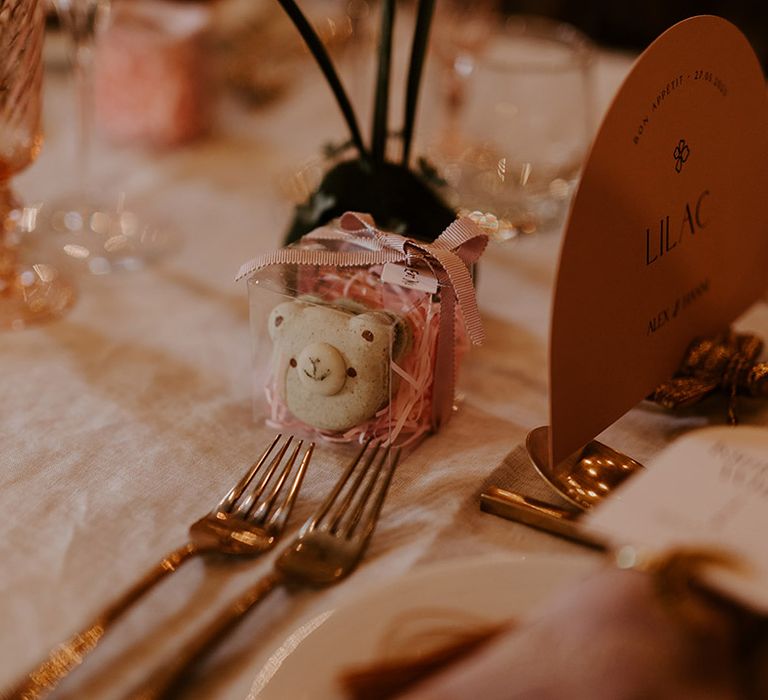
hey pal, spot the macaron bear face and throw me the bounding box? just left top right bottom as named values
left=268, top=299, right=403, bottom=432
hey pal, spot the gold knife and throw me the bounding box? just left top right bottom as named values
left=480, top=486, right=608, bottom=550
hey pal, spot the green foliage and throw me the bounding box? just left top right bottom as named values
left=275, top=0, right=366, bottom=158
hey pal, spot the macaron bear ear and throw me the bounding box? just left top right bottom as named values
left=268, top=300, right=303, bottom=340
left=349, top=311, right=411, bottom=359
left=349, top=311, right=390, bottom=346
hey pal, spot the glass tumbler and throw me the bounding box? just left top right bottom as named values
left=432, top=15, right=595, bottom=242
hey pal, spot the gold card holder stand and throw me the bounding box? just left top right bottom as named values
left=524, top=426, right=642, bottom=510
left=482, top=330, right=768, bottom=545
left=480, top=426, right=642, bottom=547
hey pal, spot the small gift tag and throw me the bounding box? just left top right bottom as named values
left=381, top=263, right=438, bottom=294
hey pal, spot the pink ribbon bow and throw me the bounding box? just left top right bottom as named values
left=237, top=212, right=488, bottom=431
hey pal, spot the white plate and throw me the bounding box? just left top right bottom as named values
left=248, top=553, right=599, bottom=700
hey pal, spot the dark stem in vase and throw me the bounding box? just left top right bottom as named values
left=371, top=0, right=395, bottom=163
left=275, top=0, right=367, bottom=159
left=402, top=0, right=436, bottom=167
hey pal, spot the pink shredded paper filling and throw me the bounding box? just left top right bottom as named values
left=263, top=266, right=467, bottom=447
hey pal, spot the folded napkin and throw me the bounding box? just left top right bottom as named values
left=341, top=562, right=768, bottom=700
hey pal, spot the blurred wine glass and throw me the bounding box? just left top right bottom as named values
left=427, top=0, right=498, bottom=150
left=0, top=0, right=75, bottom=330
left=428, top=12, right=596, bottom=243
left=40, top=0, right=175, bottom=275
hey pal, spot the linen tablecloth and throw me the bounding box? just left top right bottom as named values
left=3, top=42, right=767, bottom=699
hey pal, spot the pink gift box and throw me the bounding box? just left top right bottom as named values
left=94, top=1, right=212, bottom=147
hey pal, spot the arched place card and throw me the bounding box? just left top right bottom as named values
left=550, top=16, right=768, bottom=466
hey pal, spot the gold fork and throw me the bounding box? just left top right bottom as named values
left=132, top=439, right=401, bottom=700
left=5, top=434, right=314, bottom=700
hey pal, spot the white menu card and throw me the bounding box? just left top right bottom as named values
left=584, top=426, right=768, bottom=613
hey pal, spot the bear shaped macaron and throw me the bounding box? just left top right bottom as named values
left=268, top=298, right=410, bottom=432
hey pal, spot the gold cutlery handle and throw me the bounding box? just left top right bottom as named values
left=131, top=570, right=285, bottom=700
left=480, top=487, right=607, bottom=550
left=4, top=544, right=199, bottom=700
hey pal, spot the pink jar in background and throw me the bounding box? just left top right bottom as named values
left=94, top=1, right=212, bottom=148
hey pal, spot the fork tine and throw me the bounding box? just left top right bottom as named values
left=250, top=440, right=303, bottom=523
left=349, top=446, right=400, bottom=542
left=232, top=436, right=294, bottom=517
left=266, top=442, right=314, bottom=533
left=304, top=438, right=373, bottom=531
left=215, top=434, right=282, bottom=513
left=341, top=444, right=391, bottom=538
left=327, top=442, right=382, bottom=533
